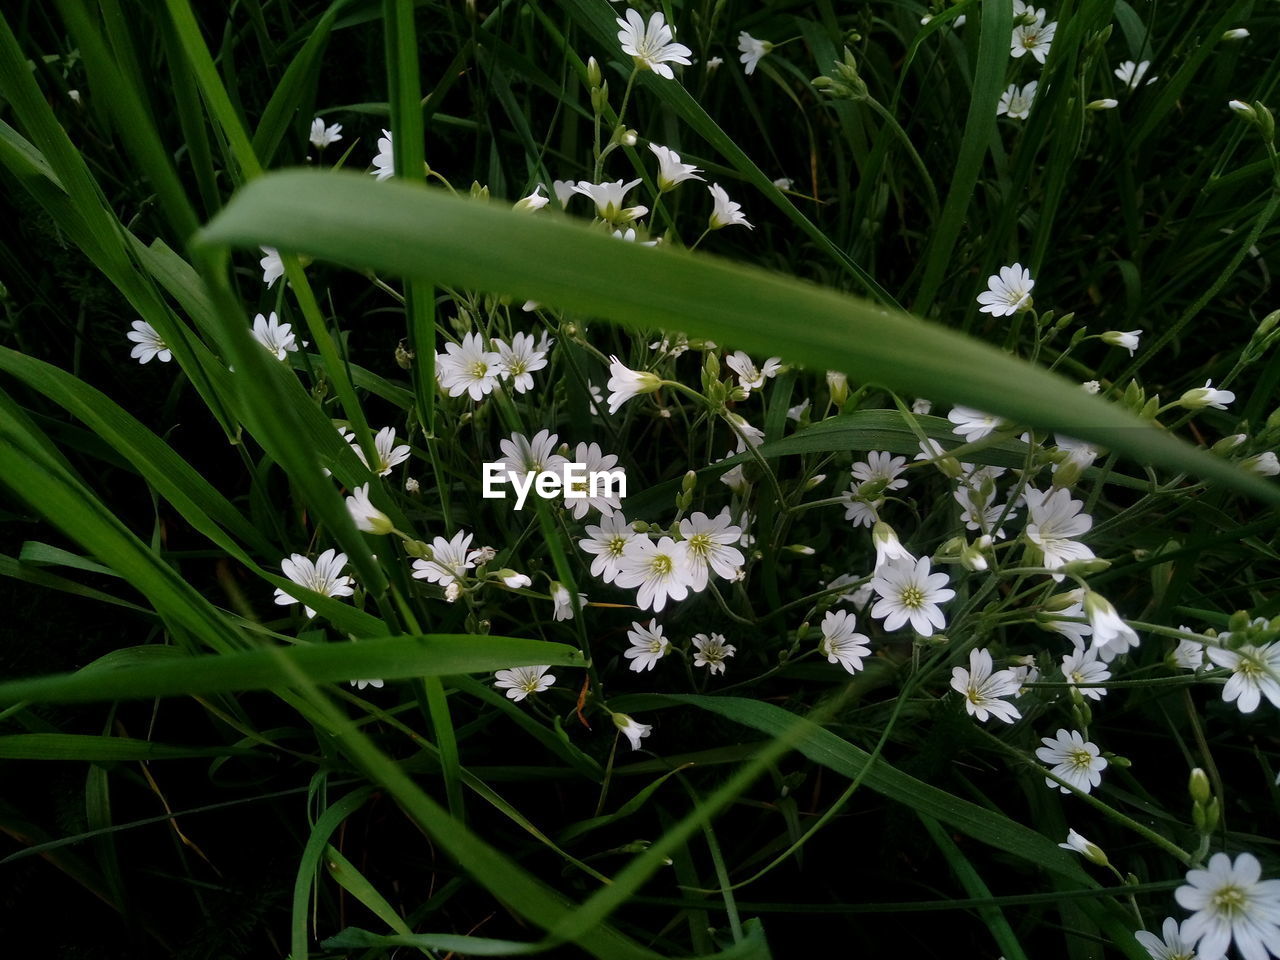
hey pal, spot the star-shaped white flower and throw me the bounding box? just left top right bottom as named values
left=1011, top=19, right=1056, bottom=63
left=309, top=117, right=343, bottom=149
left=737, top=32, right=773, bottom=75
left=572, top=178, right=648, bottom=223
left=371, top=129, right=395, bottom=180
left=551, top=581, right=587, bottom=621
left=678, top=508, right=745, bottom=591
left=615, top=536, right=691, bottom=612
left=948, top=405, right=1006, bottom=442
left=1175, top=852, right=1280, bottom=960
left=346, top=483, right=393, bottom=535
left=127, top=320, right=172, bottom=364
left=605, top=355, right=661, bottom=413
left=273, top=548, right=355, bottom=619
left=724, top=351, right=782, bottom=392
left=950, top=647, right=1022, bottom=723
left=251, top=311, right=298, bottom=361
left=1061, top=644, right=1110, bottom=701
left=869, top=557, right=955, bottom=636
left=613, top=712, right=653, bottom=751
left=580, top=511, right=637, bottom=584
left=708, top=183, right=753, bottom=230
left=819, top=609, right=872, bottom=674
left=411, top=530, right=480, bottom=587
left=649, top=142, right=705, bottom=192
left=624, top=619, right=670, bottom=672
left=259, top=246, right=285, bottom=287
left=495, top=332, right=549, bottom=393
left=1035, top=728, right=1107, bottom=794
left=615, top=8, right=692, bottom=80
left=494, top=665, right=555, bottom=702
left=996, top=80, right=1038, bottom=119
left=437, top=332, right=502, bottom=400
left=692, top=633, right=736, bottom=675
left=498, top=429, right=567, bottom=478
left=1134, top=916, right=1198, bottom=960
left=1207, top=641, right=1280, bottom=714
left=563, top=441, right=624, bottom=519
left=1025, top=487, right=1095, bottom=578
left=977, top=262, right=1035, bottom=315
left=1114, top=59, right=1156, bottom=90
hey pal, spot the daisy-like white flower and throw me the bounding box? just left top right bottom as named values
left=572, top=178, right=648, bottom=223
left=996, top=80, right=1038, bottom=119
left=1053, top=434, right=1100, bottom=478
left=1114, top=59, right=1156, bottom=90
left=624, top=619, right=670, bottom=672
left=345, top=483, right=393, bottom=535
left=1062, top=644, right=1110, bottom=701
left=725, top=351, right=782, bottom=392
left=852, top=451, right=909, bottom=494
left=350, top=678, right=383, bottom=691
left=708, top=183, right=753, bottom=230
left=692, top=633, right=736, bottom=675
left=613, top=712, right=653, bottom=751
left=127, top=320, right=172, bottom=364
left=954, top=485, right=1014, bottom=540
left=615, top=8, right=692, bottom=79
left=494, top=665, right=555, bottom=702
left=1059, top=828, right=1109, bottom=866
left=948, top=405, right=1006, bottom=442
left=580, top=511, right=636, bottom=584
left=1035, top=728, right=1108, bottom=794
left=251, top=311, right=298, bottom=361
left=259, top=246, right=285, bottom=287
left=1083, top=591, right=1140, bottom=658
left=737, top=31, right=773, bottom=75
left=1179, top=380, right=1236, bottom=411
left=605, top=355, right=661, bottom=414
left=1101, top=329, right=1142, bottom=355
left=371, top=129, right=394, bottom=180
left=615, top=536, right=692, bottom=612
left=513, top=184, right=549, bottom=212
left=437, top=332, right=503, bottom=401
left=1040, top=589, right=1094, bottom=647
left=494, top=332, right=549, bottom=393
left=1207, top=641, right=1280, bottom=714
left=679, top=508, right=745, bottom=591
left=411, top=530, right=479, bottom=587
left=498, top=428, right=567, bottom=479
left=977, top=262, right=1035, bottom=315
left=347, top=426, right=411, bottom=477
left=551, top=582, right=586, bottom=621
left=870, top=557, right=955, bottom=636
left=950, top=647, right=1022, bottom=723
left=1025, top=487, right=1095, bottom=578
left=1012, top=0, right=1046, bottom=24
left=871, top=521, right=914, bottom=572
left=274, top=549, right=355, bottom=619
left=1175, top=852, right=1280, bottom=960
left=1173, top=629, right=1208, bottom=671
left=649, top=142, right=705, bottom=192
left=1011, top=18, right=1056, bottom=63
left=309, top=117, right=343, bottom=150
left=563, top=441, right=623, bottom=519
left=1135, top=917, right=1199, bottom=960
left=819, top=609, right=872, bottom=674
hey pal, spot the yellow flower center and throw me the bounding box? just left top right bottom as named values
left=900, top=585, right=925, bottom=609
left=1212, top=884, right=1246, bottom=917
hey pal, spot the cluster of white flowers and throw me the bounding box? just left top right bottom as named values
left=435, top=330, right=551, bottom=400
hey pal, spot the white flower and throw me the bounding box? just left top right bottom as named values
left=954, top=484, right=1014, bottom=540
left=411, top=530, right=479, bottom=587
left=494, top=665, right=555, bottom=701
left=1173, top=630, right=1207, bottom=671
left=1035, top=728, right=1107, bottom=794
left=1084, top=591, right=1140, bottom=658
left=719, top=458, right=750, bottom=494
left=563, top=441, right=623, bottom=519
left=347, top=426, right=411, bottom=477
left=616, top=8, right=692, bottom=79
left=708, top=182, right=753, bottom=230
left=911, top=398, right=933, bottom=415
left=725, top=351, right=781, bottom=392
left=773, top=177, right=793, bottom=190
left=819, top=610, right=872, bottom=674
left=572, top=178, right=648, bottom=222
left=852, top=451, right=909, bottom=493
left=613, top=712, right=653, bottom=751
left=1040, top=589, right=1093, bottom=647
left=1013, top=0, right=1046, bottom=24
left=1059, top=828, right=1109, bottom=866
left=1101, top=329, right=1141, bottom=355
left=513, top=184, right=549, bottom=212
left=787, top=398, right=810, bottom=422
left=1115, top=59, right=1156, bottom=90
left=437, top=332, right=503, bottom=400
left=1244, top=452, right=1279, bottom=476
left=550, top=582, right=586, bottom=621
left=1054, top=434, right=1100, bottom=477
left=127, top=320, right=171, bottom=364
left=1062, top=645, right=1110, bottom=701
left=494, top=332, right=549, bottom=393
left=611, top=226, right=659, bottom=245
left=605, top=355, right=661, bottom=413
left=1011, top=19, right=1056, bottom=63
left=551, top=179, right=576, bottom=207
left=346, top=483, right=393, bottom=535
left=624, top=619, right=670, bottom=672
left=498, top=428, right=567, bottom=478
left=1136, top=917, right=1200, bottom=960
left=649, top=142, right=704, bottom=191
left=274, top=548, right=355, bottom=618
left=870, top=557, right=955, bottom=636
left=615, top=536, right=692, bottom=612
left=251, top=311, right=298, bottom=361
left=1222, top=27, right=1250, bottom=40
left=499, top=571, right=532, bottom=589
left=309, top=117, right=343, bottom=149
left=871, top=521, right=914, bottom=572
left=1207, top=641, right=1280, bottom=714
left=977, top=263, right=1035, bottom=315
left=1175, top=852, right=1280, bottom=960
left=950, top=648, right=1022, bottom=723
left=580, top=511, right=637, bottom=584
left=371, top=128, right=395, bottom=180
left=737, top=32, right=773, bottom=75
left=948, top=405, right=1005, bottom=442
left=259, top=246, right=285, bottom=287
left=826, top=573, right=873, bottom=607
left=692, top=633, right=736, bottom=674
left=1025, top=487, right=1095, bottom=578
left=350, top=678, right=383, bottom=691
left=679, top=508, right=745, bottom=591
left=1088, top=98, right=1119, bottom=110
left=1180, top=380, right=1236, bottom=411
left=996, top=81, right=1038, bottom=119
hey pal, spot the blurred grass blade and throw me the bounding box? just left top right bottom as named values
left=0, top=734, right=256, bottom=761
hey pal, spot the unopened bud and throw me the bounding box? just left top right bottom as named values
left=1087, top=98, right=1118, bottom=111
left=826, top=370, right=849, bottom=406
left=1189, top=768, right=1211, bottom=805
left=1222, top=27, right=1250, bottom=41
left=404, top=540, right=432, bottom=559
left=587, top=56, right=602, bottom=88
left=682, top=470, right=698, bottom=493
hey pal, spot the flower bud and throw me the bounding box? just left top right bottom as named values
left=590, top=82, right=609, bottom=115
left=1243, top=451, right=1279, bottom=476
left=405, top=476, right=421, bottom=494
left=444, top=582, right=462, bottom=602
left=587, top=56, right=602, bottom=88
left=1222, top=27, right=1250, bottom=40
left=960, top=540, right=988, bottom=571
left=786, top=544, right=816, bottom=556
left=1229, top=99, right=1257, bottom=121
left=826, top=370, right=849, bottom=406
left=1212, top=434, right=1247, bottom=454
left=1189, top=768, right=1212, bottom=806
left=1087, top=98, right=1118, bottom=111
left=404, top=539, right=433, bottom=559
left=1062, top=557, right=1111, bottom=576
left=682, top=470, right=698, bottom=494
